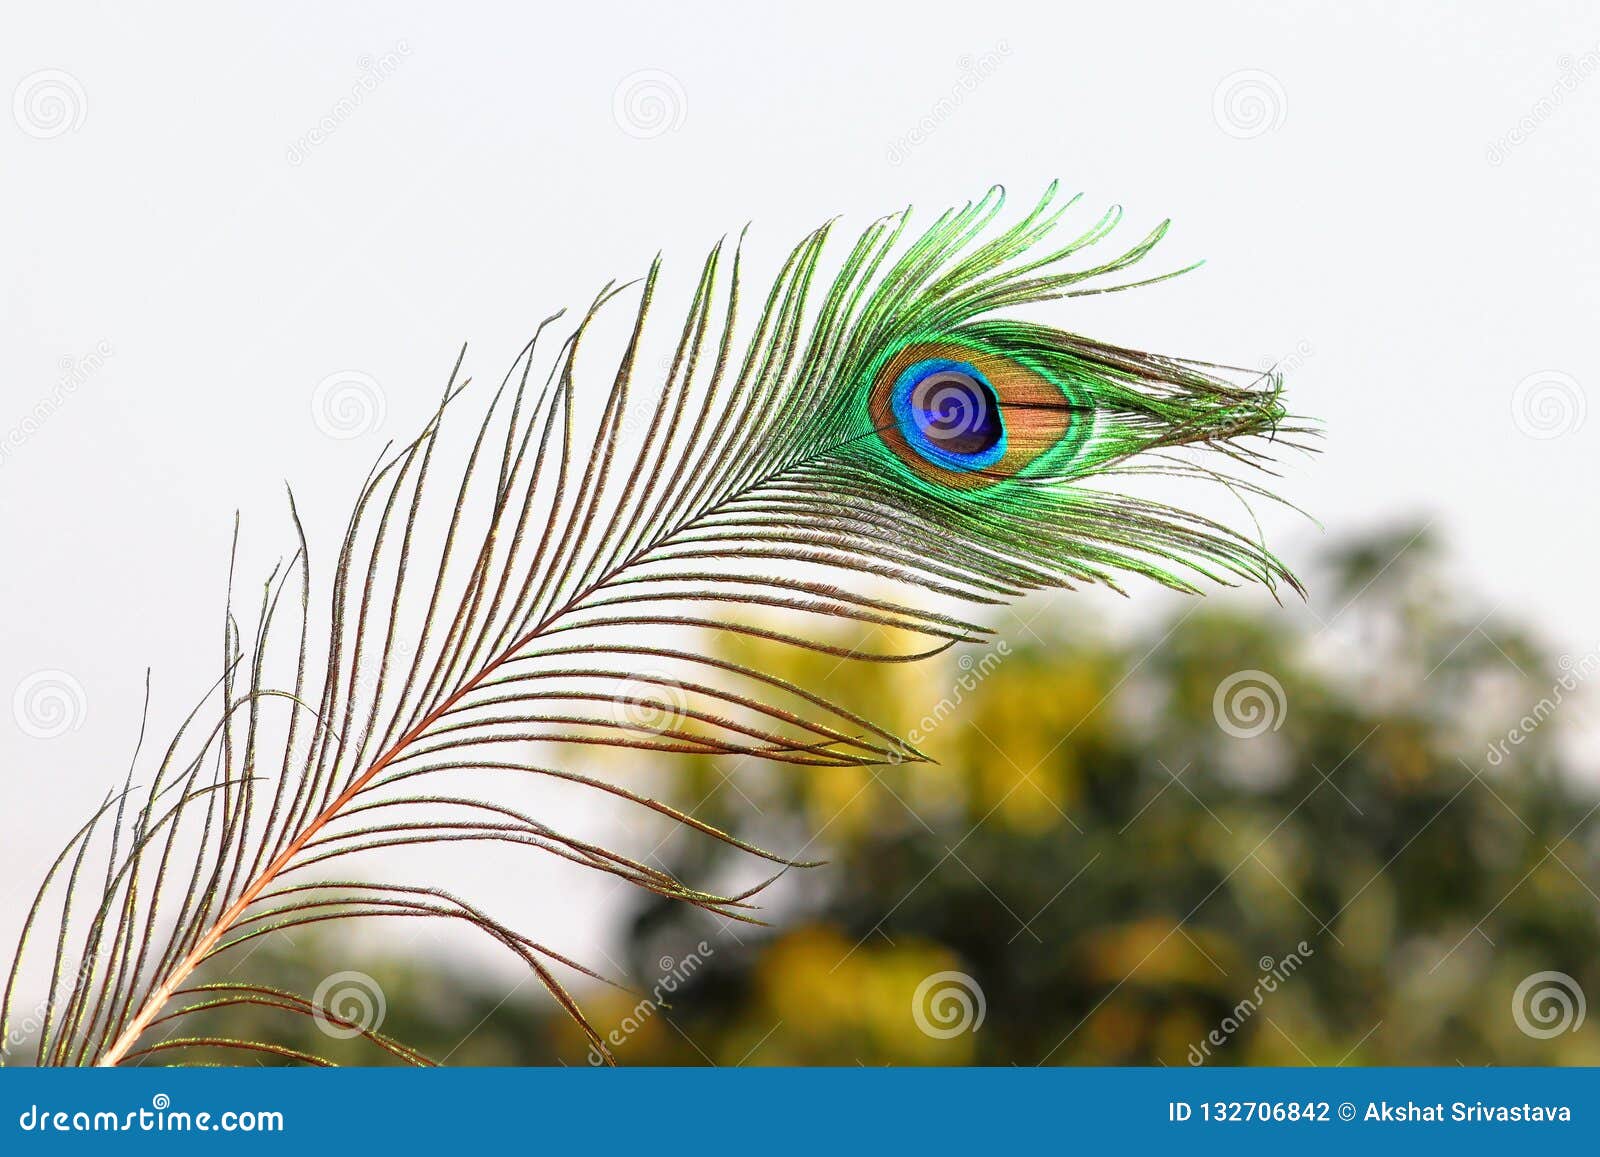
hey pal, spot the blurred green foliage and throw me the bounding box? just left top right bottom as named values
left=176, top=525, right=1600, bottom=1065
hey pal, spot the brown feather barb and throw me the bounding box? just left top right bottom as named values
left=2, top=186, right=1308, bottom=1067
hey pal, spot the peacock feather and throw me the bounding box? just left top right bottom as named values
left=1, top=184, right=1309, bottom=1067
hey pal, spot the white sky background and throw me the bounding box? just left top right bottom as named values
left=2, top=2, right=1597, bottom=987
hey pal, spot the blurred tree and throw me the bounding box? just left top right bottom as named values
left=605, top=522, right=1600, bottom=1066
left=103, top=525, right=1600, bottom=1066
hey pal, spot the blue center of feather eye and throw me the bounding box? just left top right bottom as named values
left=889, top=359, right=1006, bottom=472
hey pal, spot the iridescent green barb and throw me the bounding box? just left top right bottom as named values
left=4, top=184, right=1309, bottom=1068
left=682, top=181, right=1302, bottom=599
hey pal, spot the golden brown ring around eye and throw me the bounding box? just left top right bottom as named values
left=869, top=340, right=1081, bottom=490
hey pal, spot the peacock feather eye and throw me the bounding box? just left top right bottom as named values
left=890, top=359, right=1006, bottom=469
left=8, top=185, right=1305, bottom=1072
left=868, top=337, right=1090, bottom=490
